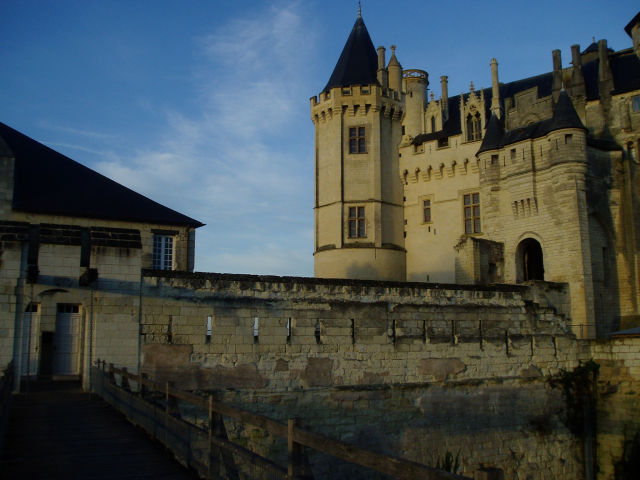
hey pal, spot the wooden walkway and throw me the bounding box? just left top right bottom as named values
left=0, top=380, right=198, bottom=479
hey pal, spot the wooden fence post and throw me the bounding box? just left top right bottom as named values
left=121, top=367, right=131, bottom=392
left=208, top=393, right=239, bottom=480
left=288, top=418, right=314, bottom=480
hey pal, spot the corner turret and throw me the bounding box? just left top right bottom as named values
left=311, top=14, right=406, bottom=281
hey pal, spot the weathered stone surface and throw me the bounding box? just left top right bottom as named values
left=418, top=358, right=466, bottom=382
left=301, top=357, right=333, bottom=387
left=520, top=365, right=543, bottom=378
left=275, top=358, right=289, bottom=372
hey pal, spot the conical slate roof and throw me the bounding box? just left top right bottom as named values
left=477, top=113, right=504, bottom=154
left=323, top=16, right=379, bottom=93
left=1, top=121, right=204, bottom=227
left=548, top=90, right=585, bottom=131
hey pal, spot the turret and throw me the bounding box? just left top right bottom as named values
left=388, top=46, right=402, bottom=93
left=403, top=69, right=428, bottom=137
left=311, top=14, right=406, bottom=281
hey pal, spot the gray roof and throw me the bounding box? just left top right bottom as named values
left=323, top=16, right=379, bottom=93
left=1, top=122, right=204, bottom=228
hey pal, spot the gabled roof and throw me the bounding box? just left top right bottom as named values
left=323, top=16, right=379, bottom=93
left=0, top=122, right=204, bottom=228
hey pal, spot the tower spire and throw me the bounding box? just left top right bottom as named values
left=358, top=1, right=362, bottom=18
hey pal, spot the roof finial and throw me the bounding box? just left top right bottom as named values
left=358, top=1, right=362, bottom=18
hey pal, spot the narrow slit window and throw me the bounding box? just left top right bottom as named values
left=253, top=317, right=259, bottom=344
left=206, top=316, right=212, bottom=344
left=286, top=317, right=291, bottom=344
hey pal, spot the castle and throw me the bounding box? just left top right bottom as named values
left=311, top=11, right=640, bottom=339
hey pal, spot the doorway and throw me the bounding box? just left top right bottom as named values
left=516, top=238, right=544, bottom=282
left=53, top=304, right=81, bottom=376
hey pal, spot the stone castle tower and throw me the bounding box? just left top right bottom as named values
left=310, top=14, right=406, bottom=280
left=311, top=11, right=640, bottom=338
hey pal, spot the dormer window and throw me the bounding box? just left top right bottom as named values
left=466, top=113, right=482, bottom=141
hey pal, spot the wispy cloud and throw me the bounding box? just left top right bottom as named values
left=94, top=0, right=317, bottom=276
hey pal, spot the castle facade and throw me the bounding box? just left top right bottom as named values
left=311, top=12, right=640, bottom=338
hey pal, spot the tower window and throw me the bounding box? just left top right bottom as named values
left=423, top=199, right=432, bottom=223
left=348, top=206, right=366, bottom=238
left=153, top=235, right=174, bottom=270
left=349, top=127, right=366, bottom=153
left=431, top=116, right=436, bottom=133
left=632, top=95, right=640, bottom=112
left=463, top=193, right=481, bottom=234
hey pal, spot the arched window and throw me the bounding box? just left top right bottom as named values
left=467, top=113, right=481, bottom=141
left=516, top=238, right=544, bottom=282
left=430, top=116, right=436, bottom=133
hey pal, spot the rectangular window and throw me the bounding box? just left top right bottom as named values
left=348, top=206, right=366, bottom=238
left=349, top=127, right=366, bottom=153
left=437, top=137, right=449, bottom=148
left=510, top=149, right=516, bottom=160
left=633, top=95, right=640, bottom=112
left=463, top=193, right=481, bottom=234
left=423, top=199, right=432, bottom=223
left=565, top=133, right=573, bottom=144
left=153, top=235, right=174, bottom=270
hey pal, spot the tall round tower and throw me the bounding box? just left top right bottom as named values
left=310, top=14, right=406, bottom=281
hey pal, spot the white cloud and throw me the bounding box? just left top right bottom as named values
left=92, top=0, right=316, bottom=276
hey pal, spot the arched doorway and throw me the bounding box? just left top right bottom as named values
left=516, top=238, right=544, bottom=282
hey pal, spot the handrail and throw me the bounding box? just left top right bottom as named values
left=0, top=361, right=16, bottom=457
left=96, top=360, right=474, bottom=480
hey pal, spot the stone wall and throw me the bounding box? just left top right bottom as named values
left=591, top=336, right=640, bottom=479
left=138, top=271, right=586, bottom=479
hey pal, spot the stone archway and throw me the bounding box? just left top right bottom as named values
left=516, top=238, right=544, bottom=282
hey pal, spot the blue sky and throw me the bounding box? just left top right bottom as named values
left=1, top=1, right=637, bottom=276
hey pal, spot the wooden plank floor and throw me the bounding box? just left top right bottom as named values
left=1, top=380, right=198, bottom=479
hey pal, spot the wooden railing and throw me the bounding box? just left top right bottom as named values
left=0, top=361, right=15, bottom=457
left=91, top=360, right=474, bottom=480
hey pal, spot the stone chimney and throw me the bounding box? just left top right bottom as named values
left=440, top=75, right=449, bottom=121
left=598, top=39, right=614, bottom=109
left=490, top=58, right=501, bottom=118
left=377, top=46, right=388, bottom=89
left=552, top=49, right=562, bottom=104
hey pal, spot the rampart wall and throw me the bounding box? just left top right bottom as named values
left=139, top=271, right=586, bottom=479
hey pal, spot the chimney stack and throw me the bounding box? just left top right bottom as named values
left=490, top=58, right=501, bottom=118
left=440, top=75, right=449, bottom=121
left=377, top=46, right=388, bottom=89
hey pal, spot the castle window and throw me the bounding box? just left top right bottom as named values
left=437, top=137, right=449, bottom=148
left=463, top=193, right=481, bottom=234
left=423, top=199, right=432, bottom=223
left=348, top=206, right=366, bottom=238
left=153, top=234, right=174, bottom=270
left=565, top=134, right=573, bottom=144
left=510, top=149, right=516, bottom=160
left=633, top=95, right=640, bottom=112
left=466, top=113, right=482, bottom=141
left=349, top=127, right=366, bottom=153
left=431, top=116, right=436, bottom=133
